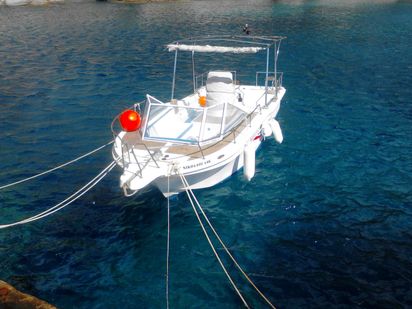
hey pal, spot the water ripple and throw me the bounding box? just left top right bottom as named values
left=1, top=1, right=412, bottom=308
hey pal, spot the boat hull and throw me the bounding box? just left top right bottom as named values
left=114, top=86, right=285, bottom=197
left=154, top=137, right=262, bottom=197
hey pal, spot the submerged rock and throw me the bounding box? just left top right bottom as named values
left=0, top=0, right=174, bottom=6
left=4, top=0, right=31, bottom=5
left=1, top=0, right=63, bottom=5
left=111, top=0, right=177, bottom=3
left=0, top=280, right=56, bottom=309
left=30, top=0, right=49, bottom=5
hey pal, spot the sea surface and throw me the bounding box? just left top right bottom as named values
left=1, top=0, right=411, bottom=308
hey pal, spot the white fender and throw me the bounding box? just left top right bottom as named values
left=243, top=143, right=256, bottom=181
left=269, top=119, right=283, bottom=144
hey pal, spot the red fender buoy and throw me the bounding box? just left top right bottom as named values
left=119, top=110, right=141, bottom=132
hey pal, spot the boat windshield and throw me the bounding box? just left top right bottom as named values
left=141, top=95, right=246, bottom=145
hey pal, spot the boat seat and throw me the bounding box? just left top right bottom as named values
left=205, top=71, right=235, bottom=119
left=206, top=71, right=235, bottom=103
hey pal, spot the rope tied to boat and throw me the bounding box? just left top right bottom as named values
left=0, top=140, right=114, bottom=191
left=0, top=160, right=116, bottom=229
left=0, top=140, right=116, bottom=229
left=165, top=169, right=171, bottom=309
left=177, top=170, right=250, bottom=308
left=177, top=169, right=277, bottom=309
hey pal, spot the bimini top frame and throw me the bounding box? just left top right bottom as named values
left=166, top=35, right=286, bottom=103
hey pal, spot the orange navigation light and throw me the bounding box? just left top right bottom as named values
left=198, top=95, right=207, bottom=107
left=119, top=110, right=141, bottom=132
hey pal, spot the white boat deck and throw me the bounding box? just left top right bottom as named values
left=115, top=85, right=278, bottom=165
left=117, top=115, right=250, bottom=162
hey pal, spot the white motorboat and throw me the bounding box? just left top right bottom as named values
left=111, top=35, right=286, bottom=197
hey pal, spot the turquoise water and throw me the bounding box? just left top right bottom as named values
left=1, top=0, right=412, bottom=308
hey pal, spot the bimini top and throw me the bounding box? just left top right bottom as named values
left=166, top=35, right=286, bottom=54
left=167, top=44, right=264, bottom=54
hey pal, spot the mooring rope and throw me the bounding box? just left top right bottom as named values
left=178, top=172, right=250, bottom=308
left=179, top=171, right=276, bottom=309
left=0, top=140, right=114, bottom=191
left=0, top=161, right=116, bottom=229
left=166, top=173, right=171, bottom=309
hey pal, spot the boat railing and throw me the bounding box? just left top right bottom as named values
left=196, top=71, right=283, bottom=91
left=112, top=135, right=160, bottom=178
left=255, top=71, right=283, bottom=90
left=110, top=101, right=144, bottom=141
left=111, top=100, right=160, bottom=176
left=111, top=92, right=259, bottom=172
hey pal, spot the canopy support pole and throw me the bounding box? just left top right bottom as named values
left=171, top=50, right=178, bottom=101
left=274, top=40, right=281, bottom=99
left=192, top=50, right=196, bottom=93
left=264, top=47, right=269, bottom=106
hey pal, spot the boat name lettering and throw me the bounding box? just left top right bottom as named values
left=183, top=160, right=211, bottom=170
